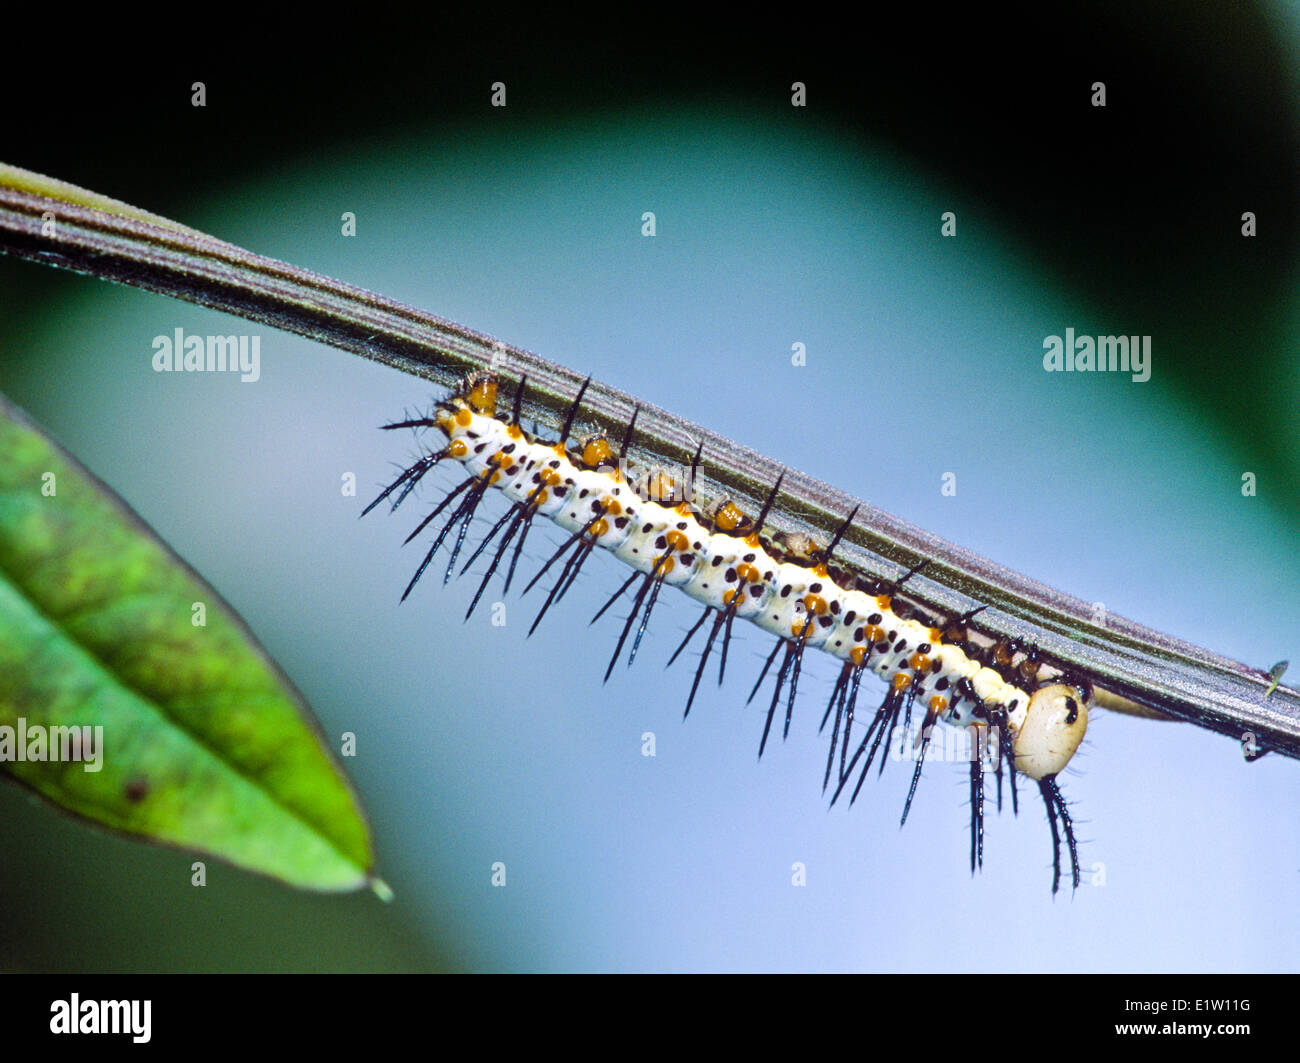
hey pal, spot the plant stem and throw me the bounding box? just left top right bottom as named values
left=1, top=169, right=1297, bottom=761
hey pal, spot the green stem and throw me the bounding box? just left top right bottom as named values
left=1, top=165, right=1297, bottom=761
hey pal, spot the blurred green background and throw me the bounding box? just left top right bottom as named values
left=0, top=6, right=1296, bottom=971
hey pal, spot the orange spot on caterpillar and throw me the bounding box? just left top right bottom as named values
left=736, top=562, right=759, bottom=584
left=929, top=695, right=949, bottom=713
left=589, top=518, right=610, bottom=538
left=467, top=378, right=497, bottom=414
left=455, top=408, right=473, bottom=427
left=850, top=646, right=867, bottom=666
left=714, top=502, right=743, bottom=532
left=892, top=672, right=912, bottom=691
left=876, top=594, right=892, bottom=611
left=448, top=439, right=469, bottom=459
left=665, top=530, right=689, bottom=552
left=804, top=594, right=828, bottom=616
left=583, top=438, right=614, bottom=467
left=910, top=653, right=931, bottom=673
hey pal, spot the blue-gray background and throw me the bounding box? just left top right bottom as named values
left=0, top=10, right=1297, bottom=971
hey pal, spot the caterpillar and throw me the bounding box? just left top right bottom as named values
left=366, top=371, right=1096, bottom=893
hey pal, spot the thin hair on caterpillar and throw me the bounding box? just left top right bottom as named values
left=364, top=371, right=1092, bottom=894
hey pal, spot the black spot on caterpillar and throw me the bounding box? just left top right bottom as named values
left=366, top=372, right=1098, bottom=893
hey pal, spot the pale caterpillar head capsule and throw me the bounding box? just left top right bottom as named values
left=1013, top=683, right=1090, bottom=779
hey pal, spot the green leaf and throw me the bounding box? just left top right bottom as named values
left=0, top=393, right=374, bottom=891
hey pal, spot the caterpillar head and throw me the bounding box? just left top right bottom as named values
left=1013, top=683, right=1089, bottom=780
